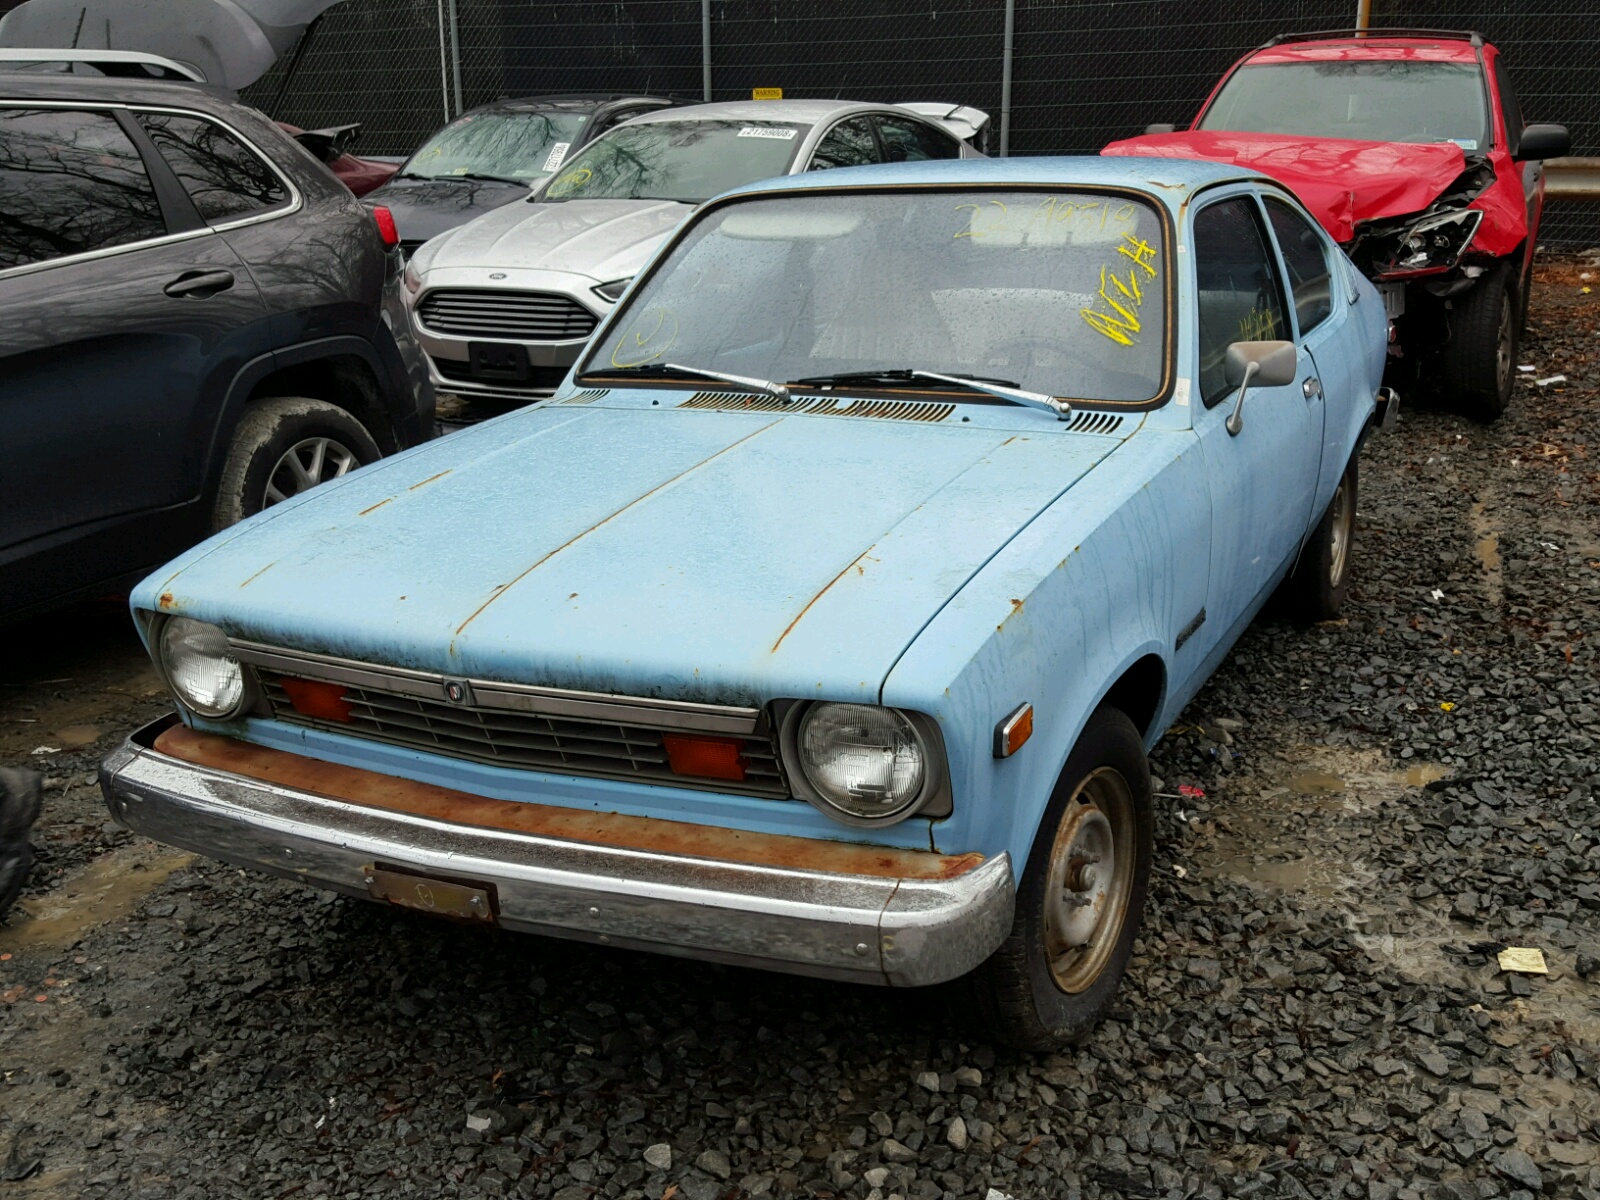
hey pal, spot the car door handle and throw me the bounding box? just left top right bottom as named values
left=1302, top=376, right=1322, bottom=400
left=164, top=270, right=235, bottom=299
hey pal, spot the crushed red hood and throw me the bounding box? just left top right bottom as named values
left=1103, top=131, right=1468, bottom=244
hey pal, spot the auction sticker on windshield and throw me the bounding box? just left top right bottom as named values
left=543, top=142, right=571, bottom=171
left=738, top=127, right=798, bottom=139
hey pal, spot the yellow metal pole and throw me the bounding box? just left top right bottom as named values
left=1356, top=0, right=1372, bottom=33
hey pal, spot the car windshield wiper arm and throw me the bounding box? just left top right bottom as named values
left=791, top=369, right=1071, bottom=419
left=455, top=171, right=528, bottom=185
left=600, top=362, right=792, bottom=405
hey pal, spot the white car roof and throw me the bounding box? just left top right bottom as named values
left=624, top=99, right=885, bottom=127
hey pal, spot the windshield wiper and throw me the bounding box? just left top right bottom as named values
left=599, top=362, right=792, bottom=405
left=454, top=171, right=528, bottom=186
left=791, top=369, right=1071, bottom=420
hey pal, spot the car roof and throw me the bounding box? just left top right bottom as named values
left=624, top=98, right=893, bottom=126
left=1249, top=36, right=1481, bottom=66
left=708, top=154, right=1263, bottom=208
left=0, top=70, right=237, bottom=106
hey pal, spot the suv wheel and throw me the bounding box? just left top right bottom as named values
left=1442, top=262, right=1517, bottom=422
left=212, top=396, right=381, bottom=530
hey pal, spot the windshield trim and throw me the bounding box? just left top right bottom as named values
left=1196, top=54, right=1494, bottom=152
left=574, top=182, right=1177, bottom=412
left=529, top=119, right=811, bottom=205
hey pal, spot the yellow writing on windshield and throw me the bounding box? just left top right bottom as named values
left=1238, top=307, right=1279, bottom=341
left=546, top=166, right=592, bottom=198
left=1081, top=233, right=1159, bottom=346
left=610, top=306, right=679, bottom=369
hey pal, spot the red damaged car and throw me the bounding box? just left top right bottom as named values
left=1105, top=29, right=1570, bottom=420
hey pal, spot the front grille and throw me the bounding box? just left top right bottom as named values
left=258, top=673, right=789, bottom=799
left=432, top=356, right=569, bottom=391
left=417, top=289, right=598, bottom=341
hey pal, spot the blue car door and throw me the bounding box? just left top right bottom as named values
left=1188, top=190, right=1321, bottom=658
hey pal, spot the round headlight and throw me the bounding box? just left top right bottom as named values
left=797, top=703, right=927, bottom=823
left=158, top=617, right=244, bottom=718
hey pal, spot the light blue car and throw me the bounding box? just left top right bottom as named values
left=100, top=156, right=1393, bottom=1048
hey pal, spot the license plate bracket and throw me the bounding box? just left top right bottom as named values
left=364, top=864, right=498, bottom=924
left=469, top=341, right=530, bottom=381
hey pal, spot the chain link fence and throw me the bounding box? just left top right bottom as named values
left=243, top=0, right=1600, bottom=246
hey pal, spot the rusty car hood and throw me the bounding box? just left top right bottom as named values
left=1102, top=131, right=1468, bottom=243
left=138, top=398, right=1123, bottom=706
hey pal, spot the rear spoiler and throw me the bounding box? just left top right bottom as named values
left=897, top=103, right=992, bottom=152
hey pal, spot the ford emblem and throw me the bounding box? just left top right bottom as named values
left=489, top=272, right=507, bottom=280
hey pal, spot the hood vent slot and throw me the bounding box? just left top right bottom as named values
left=559, top=389, right=610, bottom=404
left=677, top=393, right=954, bottom=423
left=1067, top=410, right=1125, bottom=436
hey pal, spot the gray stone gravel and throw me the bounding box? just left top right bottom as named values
left=2, top=259, right=1598, bottom=1200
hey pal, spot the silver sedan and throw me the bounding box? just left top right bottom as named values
left=401, top=99, right=987, bottom=403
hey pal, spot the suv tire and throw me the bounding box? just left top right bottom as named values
left=964, top=705, right=1153, bottom=1049
left=212, top=396, right=381, bottom=531
left=1442, top=262, right=1517, bottom=422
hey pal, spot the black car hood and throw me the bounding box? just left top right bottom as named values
left=364, top=176, right=531, bottom=248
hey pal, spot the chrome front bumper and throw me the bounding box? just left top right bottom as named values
left=99, top=719, right=1014, bottom=987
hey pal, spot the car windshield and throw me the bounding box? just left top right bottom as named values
left=580, top=190, right=1169, bottom=405
left=537, top=121, right=808, bottom=204
left=1199, top=61, right=1489, bottom=150
left=401, top=110, right=588, bottom=182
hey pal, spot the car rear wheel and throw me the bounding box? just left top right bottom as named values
left=1284, top=458, right=1358, bottom=623
left=1442, top=262, right=1517, bottom=422
left=965, top=705, right=1152, bottom=1050
left=0, top=768, right=43, bottom=919
left=212, top=397, right=381, bottom=531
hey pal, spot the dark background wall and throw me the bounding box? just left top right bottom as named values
left=239, top=0, right=1600, bottom=245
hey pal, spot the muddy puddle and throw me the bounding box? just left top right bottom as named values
left=1470, top=500, right=1504, bottom=605
left=0, top=844, right=194, bottom=954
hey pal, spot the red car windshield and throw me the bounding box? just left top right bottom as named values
left=1199, top=61, right=1490, bottom=152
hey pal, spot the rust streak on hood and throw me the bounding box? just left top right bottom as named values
left=155, top=725, right=984, bottom=882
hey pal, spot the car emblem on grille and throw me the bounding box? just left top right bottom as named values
left=488, top=272, right=507, bottom=280
left=442, top=680, right=475, bottom=705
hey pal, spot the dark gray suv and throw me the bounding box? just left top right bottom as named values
left=1, top=69, right=434, bottom=620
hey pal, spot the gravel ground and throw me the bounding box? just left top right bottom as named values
left=2, top=257, right=1598, bottom=1200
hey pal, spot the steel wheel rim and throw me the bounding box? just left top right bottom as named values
left=1328, top=474, right=1354, bottom=589
left=1496, top=294, right=1514, bottom=394
left=264, top=437, right=358, bottom=507
left=1043, top=766, right=1136, bottom=994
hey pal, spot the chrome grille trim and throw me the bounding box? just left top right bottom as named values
left=232, top=642, right=789, bottom=799
left=417, top=289, right=598, bottom=341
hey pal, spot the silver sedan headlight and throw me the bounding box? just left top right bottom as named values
left=786, top=702, right=941, bottom=825
left=157, top=617, right=245, bottom=718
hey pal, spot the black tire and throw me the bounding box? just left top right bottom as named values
left=965, top=705, right=1153, bottom=1050
left=1442, top=262, right=1517, bottom=422
left=211, top=396, right=381, bottom=531
left=1284, top=457, right=1358, bottom=624
left=0, top=768, right=43, bottom=919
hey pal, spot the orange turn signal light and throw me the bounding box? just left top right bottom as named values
left=279, top=676, right=353, bottom=722
left=994, top=702, right=1034, bottom=758
left=662, top=734, right=747, bottom=782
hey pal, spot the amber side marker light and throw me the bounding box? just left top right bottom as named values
left=662, top=734, right=747, bottom=782
left=279, top=676, right=353, bottom=722
left=994, top=702, right=1034, bottom=758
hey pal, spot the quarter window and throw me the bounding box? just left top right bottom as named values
left=876, top=116, right=959, bottom=162
left=809, top=118, right=878, bottom=170
left=1265, top=198, right=1333, bottom=335
left=1193, top=197, right=1290, bottom=406
left=0, top=107, right=168, bottom=271
left=137, top=112, right=288, bottom=222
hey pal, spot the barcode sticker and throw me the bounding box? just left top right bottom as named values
left=543, top=142, right=571, bottom=171
left=737, top=126, right=797, bottom=140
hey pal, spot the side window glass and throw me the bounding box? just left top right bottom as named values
left=1493, top=58, right=1523, bottom=154
left=1265, top=198, right=1333, bottom=335
left=1192, top=197, right=1291, bottom=406
left=809, top=118, right=877, bottom=171
left=877, top=116, right=959, bottom=162
left=0, top=107, right=167, bottom=271
left=137, top=112, right=288, bottom=223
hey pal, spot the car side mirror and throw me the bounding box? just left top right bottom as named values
left=1222, top=339, right=1296, bottom=436
left=1144, top=122, right=1177, bottom=135
left=1517, top=123, right=1571, bottom=161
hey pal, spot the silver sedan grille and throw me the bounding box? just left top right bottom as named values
left=416, top=289, right=598, bottom=341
